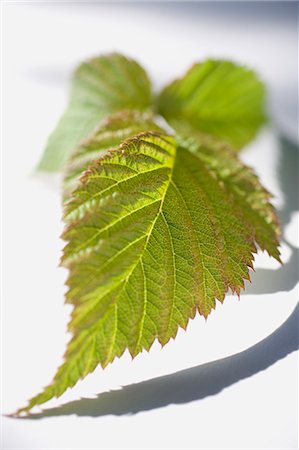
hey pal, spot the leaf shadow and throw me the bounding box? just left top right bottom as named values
left=20, top=302, right=299, bottom=419
left=244, top=135, right=298, bottom=295
left=244, top=244, right=299, bottom=295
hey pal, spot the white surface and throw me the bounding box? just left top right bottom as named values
left=1, top=3, right=298, bottom=450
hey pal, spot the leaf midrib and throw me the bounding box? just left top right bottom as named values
left=115, top=146, right=177, bottom=356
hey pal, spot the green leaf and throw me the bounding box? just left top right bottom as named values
left=38, top=54, right=152, bottom=172
left=178, top=132, right=281, bottom=261
left=63, top=110, right=163, bottom=199
left=157, top=59, right=266, bottom=149
left=17, top=131, right=280, bottom=414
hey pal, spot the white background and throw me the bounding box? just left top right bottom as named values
left=1, top=2, right=298, bottom=449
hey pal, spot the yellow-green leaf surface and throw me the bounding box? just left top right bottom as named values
left=179, top=133, right=281, bottom=261
left=63, top=110, right=163, bottom=199
left=158, top=60, right=266, bottom=149
left=38, top=54, right=152, bottom=172
left=17, top=131, right=280, bottom=414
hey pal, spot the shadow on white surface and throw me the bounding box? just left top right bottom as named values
left=245, top=244, right=299, bottom=295
left=245, top=136, right=299, bottom=295
left=18, top=302, right=299, bottom=419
